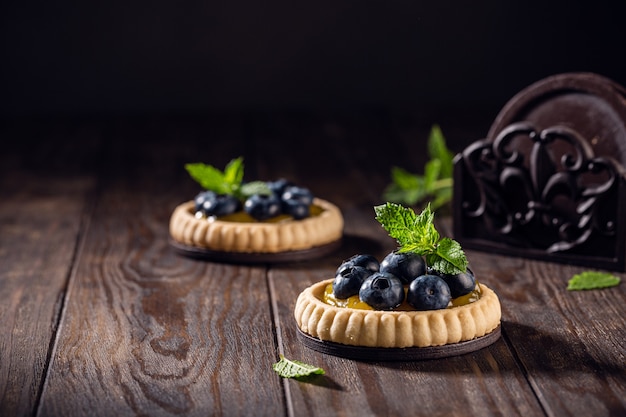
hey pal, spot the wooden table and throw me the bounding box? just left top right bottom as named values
left=2, top=111, right=625, bottom=417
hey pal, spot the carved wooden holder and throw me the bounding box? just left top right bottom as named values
left=454, top=73, right=626, bottom=271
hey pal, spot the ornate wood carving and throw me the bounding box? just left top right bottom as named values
left=454, top=73, right=626, bottom=271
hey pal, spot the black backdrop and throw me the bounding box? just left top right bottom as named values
left=2, top=1, right=626, bottom=119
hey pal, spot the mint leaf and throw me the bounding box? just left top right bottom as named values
left=375, top=202, right=466, bottom=274
left=240, top=180, right=272, bottom=198
left=185, top=157, right=249, bottom=197
left=430, top=187, right=453, bottom=213
left=384, top=167, right=424, bottom=205
left=431, top=237, right=468, bottom=274
left=272, top=355, right=325, bottom=379
left=567, top=271, right=621, bottom=290
left=391, top=166, right=421, bottom=190
left=382, top=125, right=454, bottom=211
left=223, top=157, right=244, bottom=185
left=375, top=202, right=437, bottom=252
left=375, top=201, right=416, bottom=246
left=427, top=124, right=454, bottom=179
left=423, top=158, right=441, bottom=190
left=185, top=163, right=231, bottom=194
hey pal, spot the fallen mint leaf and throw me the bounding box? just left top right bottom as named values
left=272, top=355, right=325, bottom=379
left=567, top=271, right=621, bottom=290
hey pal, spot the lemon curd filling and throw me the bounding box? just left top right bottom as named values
left=194, top=204, right=325, bottom=223
left=322, top=282, right=482, bottom=311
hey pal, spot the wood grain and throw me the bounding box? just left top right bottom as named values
left=37, top=118, right=286, bottom=417
left=0, top=120, right=100, bottom=417
left=2, top=113, right=625, bottom=417
left=270, top=268, right=544, bottom=417
left=468, top=250, right=626, bottom=416
left=258, top=113, right=544, bottom=416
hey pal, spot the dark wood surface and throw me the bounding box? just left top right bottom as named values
left=1, top=111, right=625, bottom=417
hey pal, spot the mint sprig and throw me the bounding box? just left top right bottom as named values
left=374, top=202, right=467, bottom=275
left=383, top=125, right=454, bottom=211
left=272, top=355, right=325, bottom=379
left=567, top=271, right=621, bottom=290
left=185, top=157, right=270, bottom=199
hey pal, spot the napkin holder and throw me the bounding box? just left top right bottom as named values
left=453, top=72, right=626, bottom=271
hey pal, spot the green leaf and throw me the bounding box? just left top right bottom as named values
left=375, top=202, right=422, bottom=249
left=374, top=203, right=466, bottom=274
left=427, top=124, right=454, bottom=179
left=184, top=157, right=246, bottom=196
left=383, top=184, right=421, bottom=206
left=272, top=355, right=325, bottom=379
left=567, top=271, right=621, bottom=290
left=423, top=159, right=441, bottom=190
left=432, top=237, right=467, bottom=274
left=185, top=163, right=230, bottom=194
left=390, top=166, right=421, bottom=190
left=383, top=167, right=425, bottom=205
left=429, top=186, right=453, bottom=211
left=383, top=124, right=454, bottom=209
left=223, top=157, right=244, bottom=185
left=240, top=180, right=272, bottom=198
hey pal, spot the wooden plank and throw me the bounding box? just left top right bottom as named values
left=468, top=251, right=626, bottom=416
left=271, top=271, right=545, bottom=417
left=0, top=120, right=100, bottom=417
left=259, top=112, right=545, bottom=416
left=10, top=111, right=621, bottom=416
left=37, top=116, right=287, bottom=417
left=390, top=108, right=626, bottom=414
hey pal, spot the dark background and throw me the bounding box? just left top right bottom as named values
left=2, top=1, right=626, bottom=120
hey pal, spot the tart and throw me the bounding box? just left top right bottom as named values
left=168, top=158, right=344, bottom=262
left=294, top=278, right=501, bottom=349
left=169, top=197, right=343, bottom=254
left=293, top=203, right=502, bottom=360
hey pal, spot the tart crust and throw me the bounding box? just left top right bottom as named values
left=294, top=279, right=501, bottom=348
left=169, top=198, right=343, bottom=253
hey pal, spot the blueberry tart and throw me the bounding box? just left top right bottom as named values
left=294, top=203, right=501, bottom=360
left=169, top=158, right=344, bottom=262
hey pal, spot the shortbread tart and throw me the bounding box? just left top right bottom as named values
left=169, top=158, right=344, bottom=260
left=293, top=203, right=502, bottom=358
left=169, top=197, right=343, bottom=254
left=294, top=278, right=501, bottom=349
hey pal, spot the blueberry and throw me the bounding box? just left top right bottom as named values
left=359, top=272, right=405, bottom=310
left=282, top=198, right=310, bottom=220
left=337, top=254, right=380, bottom=274
left=281, top=186, right=314, bottom=206
left=201, top=194, right=240, bottom=216
left=431, top=268, right=476, bottom=298
left=379, top=251, right=426, bottom=284
left=406, top=275, right=451, bottom=310
left=267, top=178, right=294, bottom=196
left=244, top=194, right=282, bottom=220
left=193, top=190, right=217, bottom=213
left=333, top=265, right=373, bottom=299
